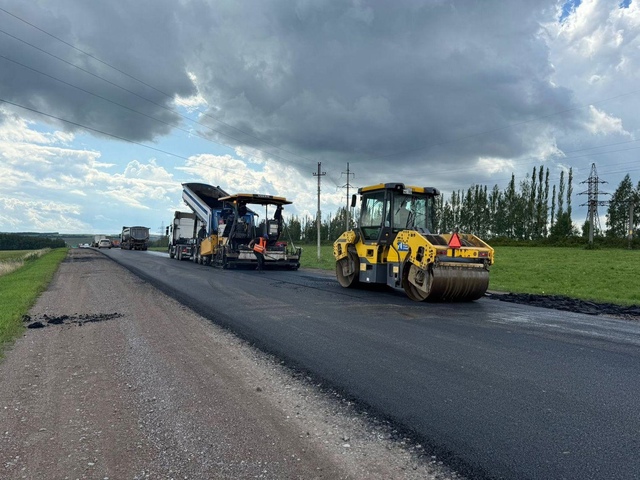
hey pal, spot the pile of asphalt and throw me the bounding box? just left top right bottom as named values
left=22, top=312, right=123, bottom=329
left=487, top=292, right=640, bottom=320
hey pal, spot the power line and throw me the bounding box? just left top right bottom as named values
left=0, top=28, right=316, bottom=170
left=0, top=53, right=309, bottom=169
left=2, top=5, right=640, bottom=198
left=0, top=97, right=298, bottom=193
left=0, top=8, right=319, bottom=167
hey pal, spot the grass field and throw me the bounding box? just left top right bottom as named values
left=0, top=250, right=34, bottom=261
left=0, top=248, right=67, bottom=357
left=489, top=246, right=640, bottom=305
left=0, top=249, right=51, bottom=276
left=299, top=244, right=640, bottom=306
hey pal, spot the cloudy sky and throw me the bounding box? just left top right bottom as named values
left=1, top=0, right=639, bottom=235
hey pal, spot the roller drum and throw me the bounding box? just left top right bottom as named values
left=403, top=263, right=489, bottom=302
left=429, top=264, right=489, bottom=301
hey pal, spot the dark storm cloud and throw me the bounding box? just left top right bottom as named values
left=1, top=0, right=579, bottom=187
left=0, top=0, right=196, bottom=141
left=184, top=0, right=575, bottom=185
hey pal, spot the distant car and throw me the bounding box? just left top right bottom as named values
left=98, top=239, right=112, bottom=249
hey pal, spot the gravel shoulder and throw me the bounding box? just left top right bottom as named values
left=0, top=248, right=459, bottom=480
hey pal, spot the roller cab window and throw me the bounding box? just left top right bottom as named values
left=359, top=192, right=388, bottom=240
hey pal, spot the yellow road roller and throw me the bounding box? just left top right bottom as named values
left=333, top=183, right=494, bottom=301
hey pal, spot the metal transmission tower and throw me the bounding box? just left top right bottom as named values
left=313, top=162, right=326, bottom=261
left=339, top=162, right=355, bottom=231
left=579, top=163, right=609, bottom=245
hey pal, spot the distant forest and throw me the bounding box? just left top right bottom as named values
left=0, top=233, right=66, bottom=250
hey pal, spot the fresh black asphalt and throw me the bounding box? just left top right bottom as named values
left=101, top=248, right=640, bottom=480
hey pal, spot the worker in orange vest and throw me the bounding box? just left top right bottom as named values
left=253, top=234, right=267, bottom=271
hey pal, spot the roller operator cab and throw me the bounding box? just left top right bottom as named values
left=333, top=183, right=494, bottom=302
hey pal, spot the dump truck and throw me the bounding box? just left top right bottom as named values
left=166, top=211, right=197, bottom=260
left=92, top=235, right=106, bottom=247
left=120, top=226, right=150, bottom=250
left=208, top=193, right=302, bottom=269
left=333, top=182, right=494, bottom=301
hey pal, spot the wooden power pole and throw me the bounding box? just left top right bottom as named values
left=313, top=162, right=326, bottom=261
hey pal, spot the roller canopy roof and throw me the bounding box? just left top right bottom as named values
left=358, top=183, right=440, bottom=196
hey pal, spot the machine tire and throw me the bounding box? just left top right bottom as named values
left=402, top=262, right=430, bottom=302
left=336, top=249, right=359, bottom=288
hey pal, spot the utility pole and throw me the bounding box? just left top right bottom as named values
left=340, top=162, right=355, bottom=231
left=579, top=163, right=609, bottom=245
left=313, top=162, right=326, bottom=261
left=629, top=200, right=635, bottom=250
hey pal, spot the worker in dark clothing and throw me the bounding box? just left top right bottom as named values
left=197, top=224, right=207, bottom=240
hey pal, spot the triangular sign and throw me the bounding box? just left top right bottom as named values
left=448, top=232, right=462, bottom=249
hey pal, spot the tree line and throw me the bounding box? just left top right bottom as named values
left=283, top=166, right=640, bottom=244
left=0, top=233, right=66, bottom=250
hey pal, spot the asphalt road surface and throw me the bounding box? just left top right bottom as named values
left=102, top=248, right=640, bottom=480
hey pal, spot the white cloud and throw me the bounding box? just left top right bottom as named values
left=0, top=196, right=89, bottom=232
left=585, top=105, right=630, bottom=136
left=477, top=157, right=516, bottom=175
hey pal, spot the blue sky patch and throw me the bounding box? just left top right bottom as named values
left=560, top=0, right=582, bottom=22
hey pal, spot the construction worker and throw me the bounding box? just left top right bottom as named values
left=252, top=234, right=268, bottom=271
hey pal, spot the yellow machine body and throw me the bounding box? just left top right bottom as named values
left=333, top=183, right=494, bottom=302
left=199, top=235, right=218, bottom=257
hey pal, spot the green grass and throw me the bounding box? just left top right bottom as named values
left=300, top=243, right=640, bottom=306
left=0, top=249, right=52, bottom=276
left=0, top=248, right=68, bottom=357
left=299, top=244, right=336, bottom=270
left=489, top=246, right=640, bottom=306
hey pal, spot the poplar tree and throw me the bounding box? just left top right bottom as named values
left=488, top=184, right=502, bottom=236
left=550, top=184, right=556, bottom=231
left=567, top=167, right=573, bottom=218
left=543, top=168, right=550, bottom=237
left=606, top=175, right=635, bottom=237
left=557, top=170, right=565, bottom=220
left=505, top=174, right=517, bottom=238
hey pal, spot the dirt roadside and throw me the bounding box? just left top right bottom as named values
left=0, top=248, right=459, bottom=480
